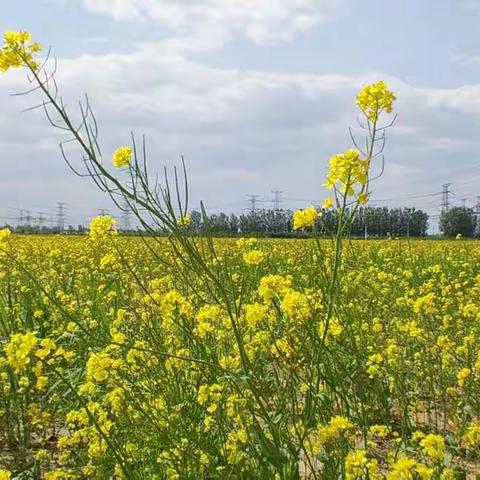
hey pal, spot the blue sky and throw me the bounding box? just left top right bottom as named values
left=2, top=0, right=480, bottom=229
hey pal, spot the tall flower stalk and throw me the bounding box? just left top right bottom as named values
left=316, top=82, right=396, bottom=344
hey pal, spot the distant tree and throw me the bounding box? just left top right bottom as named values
left=347, top=206, right=428, bottom=237
left=439, top=207, right=475, bottom=238
left=217, top=213, right=230, bottom=233
left=229, top=213, right=239, bottom=233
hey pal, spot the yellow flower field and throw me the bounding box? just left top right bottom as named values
left=2, top=28, right=479, bottom=479
left=1, top=235, right=480, bottom=478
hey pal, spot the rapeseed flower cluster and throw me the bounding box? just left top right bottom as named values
left=356, top=80, right=396, bottom=123
left=4, top=331, right=37, bottom=373
left=419, top=434, right=445, bottom=461
left=88, top=215, right=117, bottom=241
left=0, top=228, right=11, bottom=258
left=112, top=146, right=132, bottom=169
left=323, top=148, right=369, bottom=201
left=345, top=450, right=381, bottom=480
left=242, top=249, right=264, bottom=265
left=0, top=30, right=41, bottom=72
left=0, top=228, right=11, bottom=242
left=292, top=205, right=319, bottom=230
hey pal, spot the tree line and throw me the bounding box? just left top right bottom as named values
left=2, top=206, right=431, bottom=237
left=186, top=206, right=429, bottom=237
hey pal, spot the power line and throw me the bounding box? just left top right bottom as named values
left=373, top=192, right=443, bottom=203
left=283, top=191, right=442, bottom=205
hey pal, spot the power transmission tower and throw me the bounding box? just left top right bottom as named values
left=25, top=210, right=32, bottom=227
left=441, top=183, right=451, bottom=213
left=475, top=196, right=480, bottom=216
left=271, top=190, right=283, bottom=211
left=246, top=195, right=261, bottom=214
left=37, top=212, right=45, bottom=228
left=56, top=202, right=66, bottom=231
left=98, top=208, right=109, bottom=216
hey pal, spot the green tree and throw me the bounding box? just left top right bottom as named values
left=439, top=207, right=475, bottom=238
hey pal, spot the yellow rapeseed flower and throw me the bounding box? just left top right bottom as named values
left=0, top=30, right=41, bottom=72
left=356, top=80, right=396, bottom=122
left=112, top=146, right=132, bottom=169
left=89, top=215, right=117, bottom=241
left=4, top=331, right=38, bottom=373
left=345, top=450, right=381, bottom=480
left=457, top=367, right=471, bottom=387
left=464, top=422, right=480, bottom=448
left=419, top=434, right=445, bottom=461
left=323, top=148, right=369, bottom=198
left=387, top=457, right=432, bottom=479
left=258, top=274, right=291, bottom=302
left=281, top=290, right=310, bottom=320
left=293, top=205, right=319, bottom=230
left=243, top=250, right=265, bottom=265
left=0, top=227, right=11, bottom=241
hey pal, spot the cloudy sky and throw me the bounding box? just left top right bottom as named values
left=1, top=0, right=480, bottom=229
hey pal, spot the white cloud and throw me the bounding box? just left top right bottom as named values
left=82, top=0, right=338, bottom=45
left=3, top=38, right=480, bottom=222
left=450, top=52, right=480, bottom=68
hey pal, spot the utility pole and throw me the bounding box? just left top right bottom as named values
left=461, top=198, right=467, bottom=209
left=271, top=190, right=283, bottom=211
left=441, top=183, right=451, bottom=213
left=56, top=202, right=66, bottom=231
left=246, top=195, right=261, bottom=214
